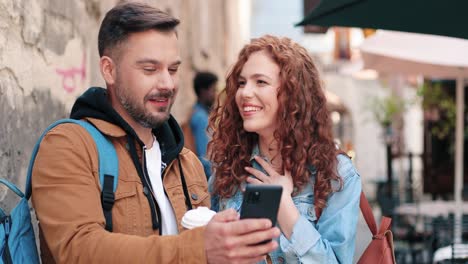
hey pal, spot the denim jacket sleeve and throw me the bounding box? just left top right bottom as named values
left=280, top=155, right=362, bottom=264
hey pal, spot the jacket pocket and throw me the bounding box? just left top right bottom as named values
left=115, top=181, right=138, bottom=200
left=187, top=182, right=209, bottom=207
left=112, top=182, right=138, bottom=233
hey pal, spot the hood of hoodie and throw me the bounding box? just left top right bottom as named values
left=70, top=87, right=185, bottom=165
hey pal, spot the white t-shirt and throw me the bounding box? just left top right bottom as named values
left=145, top=138, right=179, bottom=235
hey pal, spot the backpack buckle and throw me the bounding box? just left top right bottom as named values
left=101, top=190, right=115, bottom=210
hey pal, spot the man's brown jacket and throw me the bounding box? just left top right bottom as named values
left=32, top=88, right=210, bottom=263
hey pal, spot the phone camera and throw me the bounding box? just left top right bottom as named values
left=247, top=191, right=260, bottom=203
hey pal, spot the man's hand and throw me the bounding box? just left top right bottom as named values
left=204, top=209, right=280, bottom=264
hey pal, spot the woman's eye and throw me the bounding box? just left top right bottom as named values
left=238, top=81, right=246, bottom=87
left=257, top=80, right=268, bottom=85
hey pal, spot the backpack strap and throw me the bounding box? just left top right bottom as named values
left=25, top=119, right=119, bottom=231
left=0, top=178, right=25, bottom=199
left=0, top=178, right=26, bottom=219
left=359, top=191, right=379, bottom=236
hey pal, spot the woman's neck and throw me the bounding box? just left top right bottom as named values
left=258, top=134, right=282, bottom=172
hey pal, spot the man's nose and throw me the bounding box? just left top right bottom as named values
left=157, top=69, right=175, bottom=90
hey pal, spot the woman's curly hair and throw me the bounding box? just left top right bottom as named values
left=208, top=35, right=342, bottom=212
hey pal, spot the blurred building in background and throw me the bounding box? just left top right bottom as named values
left=0, top=0, right=250, bottom=195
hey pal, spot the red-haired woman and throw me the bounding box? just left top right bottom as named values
left=208, top=35, right=361, bottom=263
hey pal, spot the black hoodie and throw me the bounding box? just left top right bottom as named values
left=70, top=87, right=185, bottom=165
left=70, top=87, right=187, bottom=232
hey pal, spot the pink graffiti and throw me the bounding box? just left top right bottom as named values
left=55, top=54, right=86, bottom=93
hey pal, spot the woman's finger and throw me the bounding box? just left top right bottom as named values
left=246, top=176, right=263, bottom=184
left=244, top=166, right=268, bottom=182
left=253, top=156, right=278, bottom=177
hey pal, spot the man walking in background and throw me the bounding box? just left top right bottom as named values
left=190, top=71, right=218, bottom=178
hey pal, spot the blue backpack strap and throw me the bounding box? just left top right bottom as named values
left=25, top=119, right=119, bottom=231
left=0, top=178, right=25, bottom=219
left=0, top=178, right=25, bottom=199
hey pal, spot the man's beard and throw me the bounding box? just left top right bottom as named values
left=116, top=84, right=174, bottom=128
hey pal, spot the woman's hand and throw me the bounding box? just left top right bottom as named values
left=245, top=156, right=294, bottom=196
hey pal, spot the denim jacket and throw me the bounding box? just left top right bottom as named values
left=209, top=147, right=361, bottom=264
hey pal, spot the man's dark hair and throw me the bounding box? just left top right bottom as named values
left=98, top=2, right=180, bottom=57
left=194, top=72, right=218, bottom=96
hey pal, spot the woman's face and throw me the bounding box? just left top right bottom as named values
left=235, top=50, right=280, bottom=138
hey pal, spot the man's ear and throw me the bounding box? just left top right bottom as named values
left=100, top=56, right=116, bottom=86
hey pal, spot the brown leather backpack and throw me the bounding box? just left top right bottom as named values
left=316, top=192, right=396, bottom=263
left=357, top=192, right=396, bottom=264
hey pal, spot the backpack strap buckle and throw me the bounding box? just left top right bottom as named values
left=101, top=174, right=116, bottom=231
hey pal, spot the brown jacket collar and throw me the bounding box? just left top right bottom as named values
left=85, top=117, right=127, bottom=138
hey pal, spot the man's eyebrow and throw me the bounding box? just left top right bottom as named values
left=136, top=59, right=182, bottom=66
left=170, top=60, right=182, bottom=66
left=136, top=59, right=160, bottom=65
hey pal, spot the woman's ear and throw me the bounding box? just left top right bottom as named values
left=100, top=56, right=116, bottom=86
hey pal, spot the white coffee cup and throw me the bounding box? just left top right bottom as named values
left=181, top=206, right=216, bottom=230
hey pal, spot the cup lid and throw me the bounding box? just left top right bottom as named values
left=181, top=207, right=216, bottom=229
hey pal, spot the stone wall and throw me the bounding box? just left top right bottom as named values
left=0, top=0, right=247, bottom=205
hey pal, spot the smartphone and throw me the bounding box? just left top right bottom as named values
left=240, top=184, right=283, bottom=227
